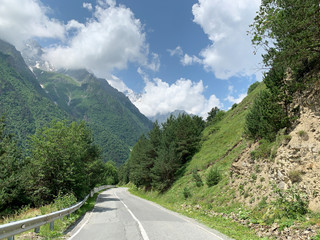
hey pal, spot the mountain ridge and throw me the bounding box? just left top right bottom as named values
left=0, top=39, right=152, bottom=165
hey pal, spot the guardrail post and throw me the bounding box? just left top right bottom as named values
left=50, top=221, right=54, bottom=231
left=8, top=236, right=14, bottom=240
left=35, top=226, right=40, bottom=233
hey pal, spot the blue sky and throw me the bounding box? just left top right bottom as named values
left=0, top=0, right=262, bottom=118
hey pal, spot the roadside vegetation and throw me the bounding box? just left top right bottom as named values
left=0, top=191, right=103, bottom=239
left=0, top=118, right=118, bottom=218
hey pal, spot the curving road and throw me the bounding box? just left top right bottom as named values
left=68, top=188, right=233, bottom=240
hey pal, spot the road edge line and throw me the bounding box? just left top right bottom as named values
left=114, top=192, right=150, bottom=240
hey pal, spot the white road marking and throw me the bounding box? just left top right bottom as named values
left=114, top=192, right=150, bottom=240
left=68, top=204, right=95, bottom=240
left=125, top=189, right=226, bottom=240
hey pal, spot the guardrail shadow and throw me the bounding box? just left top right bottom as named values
left=93, top=206, right=117, bottom=213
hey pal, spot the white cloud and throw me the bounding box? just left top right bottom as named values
left=181, top=53, right=202, bottom=66
left=226, top=93, right=247, bottom=104
left=131, top=78, right=221, bottom=118
left=82, top=2, right=93, bottom=11
left=192, top=0, right=262, bottom=80
left=168, top=46, right=183, bottom=57
left=146, top=53, right=160, bottom=72
left=44, top=0, right=148, bottom=78
left=0, top=0, right=65, bottom=50
left=168, top=46, right=202, bottom=66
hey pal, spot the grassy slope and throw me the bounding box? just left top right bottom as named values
left=130, top=82, right=268, bottom=240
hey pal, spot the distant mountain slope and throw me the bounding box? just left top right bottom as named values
left=0, top=39, right=68, bottom=146
left=33, top=68, right=152, bottom=165
left=0, top=39, right=152, bottom=165
left=149, top=110, right=193, bottom=124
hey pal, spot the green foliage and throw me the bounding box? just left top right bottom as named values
left=247, top=82, right=260, bottom=94
left=231, top=103, right=238, bottom=110
left=251, top=0, right=320, bottom=70
left=183, top=187, right=191, bottom=199
left=245, top=89, right=289, bottom=141
left=0, top=116, right=29, bottom=212
left=288, top=170, right=302, bottom=184
left=247, top=0, right=320, bottom=144
left=129, top=135, right=154, bottom=188
left=272, top=187, right=309, bottom=220
left=126, top=114, right=205, bottom=192
left=104, top=161, right=119, bottom=185
left=0, top=48, right=67, bottom=150
left=206, top=167, right=221, bottom=187
left=250, top=139, right=273, bottom=160
left=192, top=170, right=203, bottom=187
left=206, top=107, right=225, bottom=124
left=28, top=120, right=104, bottom=205
left=53, top=192, right=77, bottom=211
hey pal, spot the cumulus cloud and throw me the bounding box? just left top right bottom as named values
left=131, top=78, right=221, bottom=118
left=0, top=0, right=65, bottom=50
left=168, top=45, right=202, bottom=66
left=44, top=0, right=148, bottom=78
left=226, top=93, right=247, bottom=104
left=168, top=46, right=183, bottom=57
left=83, top=2, right=93, bottom=11
left=192, top=0, right=262, bottom=80
left=181, top=53, right=202, bottom=66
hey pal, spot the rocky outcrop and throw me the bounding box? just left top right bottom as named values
left=230, top=107, right=320, bottom=211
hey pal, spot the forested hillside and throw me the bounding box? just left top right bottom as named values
left=0, top=40, right=67, bottom=147
left=34, top=68, right=152, bottom=165
left=0, top=39, right=152, bottom=165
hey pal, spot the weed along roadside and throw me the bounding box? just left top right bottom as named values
left=0, top=186, right=115, bottom=240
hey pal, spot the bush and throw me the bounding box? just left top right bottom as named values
left=273, top=187, right=308, bottom=219
left=288, top=170, right=302, bottom=184
left=297, top=130, right=308, bottom=141
left=245, top=89, right=289, bottom=141
left=231, top=103, right=238, bottom=110
left=192, top=170, right=203, bottom=187
left=206, top=167, right=221, bottom=187
left=183, top=187, right=191, bottom=199
left=247, top=81, right=260, bottom=94
left=250, top=139, right=273, bottom=160
left=54, top=192, right=77, bottom=211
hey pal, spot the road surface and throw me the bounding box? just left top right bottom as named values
left=68, top=187, right=233, bottom=240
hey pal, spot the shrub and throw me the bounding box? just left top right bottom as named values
left=183, top=187, right=191, bottom=199
left=231, top=103, right=238, bottom=110
left=250, top=139, right=273, bottom=160
left=297, top=130, right=308, bottom=141
left=288, top=170, right=302, bottom=184
left=273, top=187, right=308, bottom=219
left=206, top=167, right=221, bottom=187
left=192, top=170, right=203, bottom=187
left=247, top=81, right=260, bottom=94
left=54, top=192, right=77, bottom=210
left=245, top=89, right=289, bottom=141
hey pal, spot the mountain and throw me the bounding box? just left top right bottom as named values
left=33, top=68, right=152, bottom=165
left=149, top=110, right=193, bottom=124
left=0, top=39, right=68, bottom=147
left=0, top=39, right=152, bottom=165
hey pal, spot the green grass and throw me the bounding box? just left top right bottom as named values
left=129, top=187, right=262, bottom=240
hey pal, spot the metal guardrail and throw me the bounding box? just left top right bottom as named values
left=0, top=185, right=115, bottom=240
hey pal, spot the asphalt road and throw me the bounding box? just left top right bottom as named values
left=68, top=187, right=233, bottom=240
